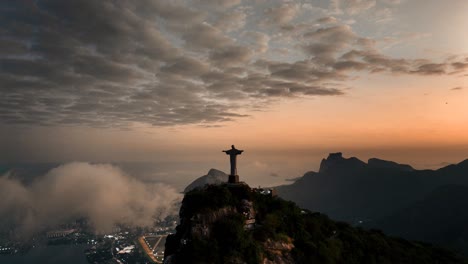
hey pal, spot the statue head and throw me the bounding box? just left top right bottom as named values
left=231, top=145, right=235, bottom=149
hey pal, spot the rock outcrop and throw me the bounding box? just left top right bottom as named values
left=165, top=183, right=468, bottom=264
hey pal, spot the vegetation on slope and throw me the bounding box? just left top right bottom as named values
left=165, top=184, right=467, bottom=264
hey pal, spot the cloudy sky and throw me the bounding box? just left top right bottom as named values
left=1, top=0, right=468, bottom=184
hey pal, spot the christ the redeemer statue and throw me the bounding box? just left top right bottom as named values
left=223, top=145, right=243, bottom=183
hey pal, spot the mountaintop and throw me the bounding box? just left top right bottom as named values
left=367, top=158, right=414, bottom=171
left=164, top=183, right=468, bottom=264
left=275, top=153, right=468, bottom=256
left=318, top=152, right=413, bottom=174
left=318, top=152, right=366, bottom=173
left=184, top=168, right=227, bottom=193
left=277, top=153, right=468, bottom=221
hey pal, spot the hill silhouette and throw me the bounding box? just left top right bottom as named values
left=274, top=153, right=468, bottom=256
left=184, top=169, right=228, bottom=193
left=276, top=153, right=468, bottom=222
left=164, top=184, right=467, bottom=264
left=370, top=184, right=468, bottom=256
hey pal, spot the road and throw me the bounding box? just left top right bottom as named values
left=138, top=235, right=167, bottom=264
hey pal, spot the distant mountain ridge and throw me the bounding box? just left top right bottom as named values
left=184, top=169, right=227, bottom=193
left=367, top=157, right=414, bottom=171
left=276, top=153, right=468, bottom=221
left=274, top=152, right=468, bottom=256
left=319, top=152, right=414, bottom=173
left=318, top=152, right=367, bottom=173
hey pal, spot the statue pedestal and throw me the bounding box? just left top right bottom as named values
left=228, top=175, right=239, bottom=184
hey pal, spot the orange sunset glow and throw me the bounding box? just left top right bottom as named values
left=3, top=1, right=468, bottom=263
left=1, top=0, right=467, bottom=185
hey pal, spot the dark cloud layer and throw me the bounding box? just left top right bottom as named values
left=0, top=0, right=466, bottom=127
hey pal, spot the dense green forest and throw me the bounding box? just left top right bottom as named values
left=165, top=184, right=467, bottom=264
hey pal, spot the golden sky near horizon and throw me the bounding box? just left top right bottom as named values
left=1, top=0, right=468, bottom=177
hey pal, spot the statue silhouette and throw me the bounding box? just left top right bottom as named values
left=223, top=145, right=243, bottom=183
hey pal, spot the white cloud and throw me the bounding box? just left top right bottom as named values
left=0, top=163, right=181, bottom=236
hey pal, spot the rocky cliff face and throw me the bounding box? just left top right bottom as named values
left=164, top=183, right=467, bottom=264
left=319, top=152, right=367, bottom=173
left=261, top=238, right=295, bottom=264
left=190, top=206, right=237, bottom=238
left=164, top=184, right=296, bottom=264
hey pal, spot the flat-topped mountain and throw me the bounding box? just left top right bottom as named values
left=318, top=152, right=367, bottom=173
left=277, top=153, right=468, bottom=222
left=274, top=153, right=468, bottom=256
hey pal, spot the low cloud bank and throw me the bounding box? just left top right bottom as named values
left=0, top=162, right=182, bottom=236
